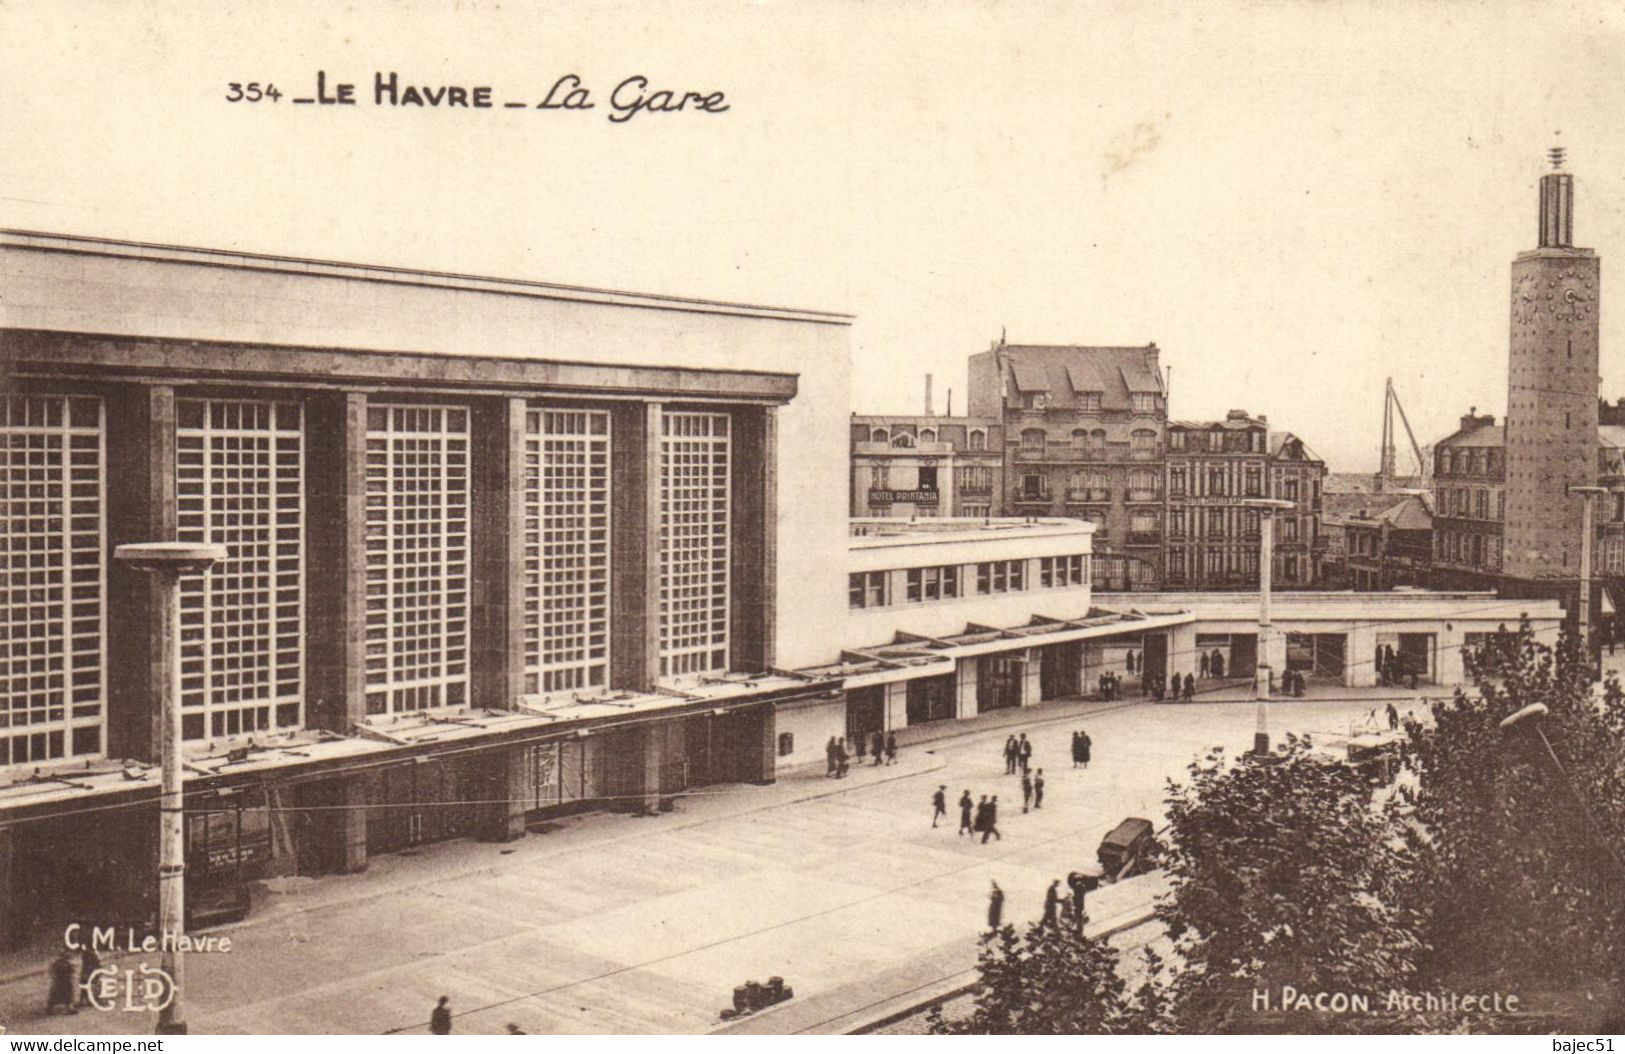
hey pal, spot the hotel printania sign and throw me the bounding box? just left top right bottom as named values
left=869, top=489, right=940, bottom=504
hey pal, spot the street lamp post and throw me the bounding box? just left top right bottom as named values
left=1243, top=499, right=1296, bottom=756
left=113, top=542, right=226, bottom=1036
left=1499, top=702, right=1625, bottom=883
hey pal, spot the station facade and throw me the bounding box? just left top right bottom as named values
left=0, top=230, right=851, bottom=946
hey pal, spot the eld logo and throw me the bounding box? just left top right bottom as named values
left=81, top=963, right=175, bottom=1013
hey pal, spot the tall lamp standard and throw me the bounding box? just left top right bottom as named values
left=113, top=542, right=226, bottom=1036
left=1568, top=484, right=1610, bottom=673
left=1243, top=499, right=1297, bottom=756
left=1499, top=702, right=1625, bottom=883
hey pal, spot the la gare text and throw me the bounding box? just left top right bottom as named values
left=226, top=71, right=728, bottom=123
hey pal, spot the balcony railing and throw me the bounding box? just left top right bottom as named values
left=1126, top=531, right=1162, bottom=546
left=1065, top=488, right=1112, bottom=502
left=1125, top=487, right=1162, bottom=502
left=1014, top=491, right=1053, bottom=504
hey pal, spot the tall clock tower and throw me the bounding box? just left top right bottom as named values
left=1503, top=149, right=1601, bottom=586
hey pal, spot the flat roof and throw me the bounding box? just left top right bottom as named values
left=0, top=229, right=854, bottom=326
left=850, top=517, right=1094, bottom=548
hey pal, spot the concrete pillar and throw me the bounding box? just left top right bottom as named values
left=480, top=745, right=529, bottom=842
left=730, top=407, right=776, bottom=673
left=471, top=397, right=526, bottom=709
left=1166, top=623, right=1198, bottom=686
left=640, top=723, right=667, bottom=813
left=956, top=657, right=979, bottom=719
left=754, top=704, right=778, bottom=785
left=337, top=778, right=368, bottom=873
left=306, top=392, right=368, bottom=732
left=1020, top=647, right=1042, bottom=706
left=104, top=384, right=176, bottom=762
left=610, top=402, right=662, bottom=692
left=1436, top=627, right=1464, bottom=687
left=884, top=681, right=908, bottom=730
left=0, top=824, right=15, bottom=951
left=1345, top=624, right=1377, bottom=688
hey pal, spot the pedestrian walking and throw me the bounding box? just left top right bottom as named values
left=932, top=785, right=947, bottom=828
left=1127, top=649, right=1137, bottom=674
left=1386, top=702, right=1399, bottom=730
left=1018, top=734, right=1032, bottom=774
left=1183, top=672, right=1196, bottom=702
left=825, top=736, right=838, bottom=778
left=1021, top=771, right=1033, bottom=813
left=885, top=731, right=898, bottom=765
left=1212, top=649, right=1225, bottom=678
left=870, top=730, right=884, bottom=766
left=1199, top=651, right=1210, bottom=678
left=1033, top=769, right=1045, bottom=809
left=430, top=996, right=452, bottom=1035
left=987, top=881, right=1005, bottom=931
left=1079, top=731, right=1092, bottom=768
left=835, top=738, right=850, bottom=778
left=1070, top=730, right=1082, bottom=767
left=1003, top=734, right=1018, bottom=774
left=46, top=950, right=76, bottom=1015
left=983, top=795, right=1002, bottom=842
left=958, top=790, right=974, bottom=836
left=974, top=795, right=990, bottom=839
left=1042, top=879, right=1061, bottom=928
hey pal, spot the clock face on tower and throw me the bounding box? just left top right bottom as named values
left=1514, top=268, right=1597, bottom=327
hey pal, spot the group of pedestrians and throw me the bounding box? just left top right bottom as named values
left=1196, top=649, right=1228, bottom=679
left=826, top=730, right=898, bottom=778
left=939, top=787, right=1006, bottom=842
left=1375, top=644, right=1419, bottom=689
left=1146, top=672, right=1196, bottom=702
left=1002, top=733, right=1033, bottom=775
left=1096, top=672, right=1125, bottom=700
left=986, top=872, right=1097, bottom=935
left=1070, top=729, right=1092, bottom=767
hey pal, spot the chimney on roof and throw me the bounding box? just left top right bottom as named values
left=946, top=388, right=954, bottom=416
left=925, top=374, right=934, bottom=417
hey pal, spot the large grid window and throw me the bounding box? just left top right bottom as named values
left=176, top=400, right=304, bottom=740
left=660, top=412, right=730, bottom=678
left=1, top=396, right=104, bottom=766
left=524, top=409, right=611, bottom=697
left=365, top=405, right=469, bottom=715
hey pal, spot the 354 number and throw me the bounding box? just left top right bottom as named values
left=226, top=83, right=282, bottom=102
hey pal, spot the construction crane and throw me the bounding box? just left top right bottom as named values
left=1376, top=378, right=1429, bottom=493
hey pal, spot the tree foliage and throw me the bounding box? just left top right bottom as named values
left=926, top=921, right=1167, bottom=1035
left=1397, top=625, right=1625, bottom=1031
left=1154, top=737, right=1423, bottom=1032
left=935, top=624, right=1625, bottom=1034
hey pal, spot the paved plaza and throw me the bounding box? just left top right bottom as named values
left=0, top=693, right=1411, bottom=1035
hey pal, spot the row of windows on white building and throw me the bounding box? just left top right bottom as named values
left=847, top=554, right=1089, bottom=610
left=0, top=395, right=735, bottom=767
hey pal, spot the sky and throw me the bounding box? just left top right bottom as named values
left=5, top=0, right=1625, bottom=471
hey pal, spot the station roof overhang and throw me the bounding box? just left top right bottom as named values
left=0, top=673, right=837, bottom=823
left=805, top=606, right=1196, bottom=689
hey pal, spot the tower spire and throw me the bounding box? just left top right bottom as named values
left=1537, top=140, right=1573, bottom=249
